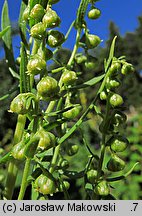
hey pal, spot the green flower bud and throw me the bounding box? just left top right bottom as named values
left=83, top=55, right=97, bottom=71
left=88, top=8, right=101, bottom=19
left=63, top=104, right=82, bottom=119
left=34, top=174, right=56, bottom=195
left=95, top=180, right=110, bottom=196
left=30, top=4, right=45, bottom=21
left=37, top=128, right=56, bottom=150
left=75, top=53, right=87, bottom=64
left=47, top=30, right=65, bottom=47
left=85, top=34, right=101, bottom=49
left=66, top=144, right=79, bottom=156
left=109, top=62, right=121, bottom=76
left=11, top=141, right=25, bottom=161
left=87, top=169, right=98, bottom=184
left=61, top=69, right=77, bottom=85
left=106, top=77, right=120, bottom=89
left=22, top=6, right=30, bottom=22
left=110, top=135, right=129, bottom=152
left=107, top=154, right=125, bottom=172
left=109, top=93, right=123, bottom=107
left=121, top=63, right=134, bottom=75
left=100, top=91, right=107, bottom=100
left=37, top=76, right=59, bottom=98
left=42, top=8, right=61, bottom=28
left=30, top=22, right=46, bottom=39
left=10, top=93, right=36, bottom=115
left=27, top=55, right=46, bottom=75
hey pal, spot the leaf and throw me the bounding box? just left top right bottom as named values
left=85, top=183, right=93, bottom=190
left=63, top=170, right=85, bottom=179
left=20, top=42, right=30, bottom=93
left=107, top=162, right=139, bottom=182
left=19, top=1, right=28, bottom=47
left=29, top=0, right=39, bottom=9
left=24, top=137, right=39, bottom=159
left=0, top=26, right=10, bottom=38
left=1, top=0, right=17, bottom=71
left=71, top=74, right=105, bottom=89
left=105, top=36, right=117, bottom=72
left=0, top=152, right=13, bottom=164
left=43, top=119, right=65, bottom=131
left=9, top=68, right=20, bottom=79
left=36, top=148, right=53, bottom=158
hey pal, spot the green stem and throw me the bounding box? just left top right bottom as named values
left=67, top=28, right=81, bottom=67
left=97, top=134, right=106, bottom=178
left=4, top=115, right=26, bottom=200
left=51, top=67, right=65, bottom=74
left=18, top=101, right=39, bottom=200
left=49, top=145, right=60, bottom=174
left=45, top=101, right=57, bottom=114
left=97, top=99, right=110, bottom=178
left=18, top=158, right=31, bottom=200
left=94, top=99, right=110, bottom=200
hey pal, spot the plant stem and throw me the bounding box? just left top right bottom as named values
left=49, top=145, right=60, bottom=174
left=97, top=99, right=110, bottom=178
left=94, top=99, right=110, bottom=200
left=18, top=158, right=31, bottom=200
left=97, top=134, right=106, bottom=178
left=67, top=28, right=81, bottom=67
left=4, top=114, right=26, bottom=200
left=18, top=101, right=39, bottom=200
left=45, top=101, right=57, bottom=114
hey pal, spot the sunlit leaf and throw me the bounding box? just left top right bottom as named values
left=0, top=26, right=10, bottom=38
left=1, top=0, right=17, bottom=71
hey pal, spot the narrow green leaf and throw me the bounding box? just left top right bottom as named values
left=71, top=74, right=105, bottom=89
left=64, top=170, right=85, bottom=179
left=0, top=26, right=10, bottom=38
left=124, top=162, right=139, bottom=177
left=24, top=139, right=39, bottom=159
left=29, top=0, right=39, bottom=9
left=26, top=97, right=32, bottom=110
left=107, top=162, right=139, bottom=182
left=36, top=148, right=53, bottom=158
left=9, top=68, right=20, bottom=79
left=1, top=0, right=17, bottom=71
left=0, top=152, right=13, bottom=164
left=105, top=36, right=117, bottom=72
left=20, top=42, right=30, bottom=93
left=19, top=1, right=28, bottom=47
left=43, top=120, right=65, bottom=131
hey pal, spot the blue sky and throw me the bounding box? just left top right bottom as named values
left=0, top=0, right=142, bottom=58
